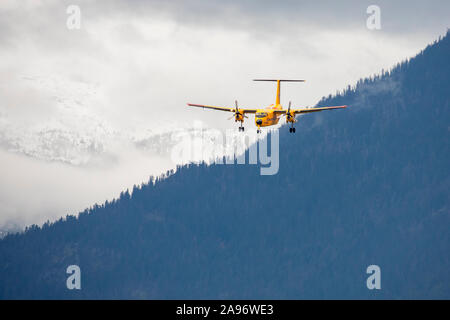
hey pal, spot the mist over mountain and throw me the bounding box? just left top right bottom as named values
left=0, top=32, right=449, bottom=299
left=0, top=75, right=245, bottom=167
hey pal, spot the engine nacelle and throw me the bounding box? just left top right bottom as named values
left=234, top=109, right=244, bottom=122
left=286, top=111, right=296, bottom=123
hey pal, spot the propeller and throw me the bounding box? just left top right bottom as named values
left=286, top=101, right=293, bottom=120
left=228, top=100, right=248, bottom=120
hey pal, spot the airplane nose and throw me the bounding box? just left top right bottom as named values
left=256, top=120, right=262, bottom=125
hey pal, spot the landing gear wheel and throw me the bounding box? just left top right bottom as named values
left=293, top=127, right=296, bottom=133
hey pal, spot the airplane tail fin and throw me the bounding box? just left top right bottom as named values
left=253, top=79, right=305, bottom=106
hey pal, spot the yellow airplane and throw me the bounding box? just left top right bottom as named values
left=188, top=79, right=347, bottom=133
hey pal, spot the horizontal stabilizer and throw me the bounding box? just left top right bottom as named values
left=253, top=79, right=305, bottom=82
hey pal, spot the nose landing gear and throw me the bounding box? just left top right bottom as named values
left=289, top=127, right=296, bottom=133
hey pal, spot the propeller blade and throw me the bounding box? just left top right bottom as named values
left=234, top=100, right=240, bottom=115
left=285, top=101, right=292, bottom=119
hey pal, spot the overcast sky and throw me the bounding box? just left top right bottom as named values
left=0, top=0, right=448, bottom=229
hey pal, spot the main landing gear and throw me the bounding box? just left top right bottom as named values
left=238, top=120, right=245, bottom=132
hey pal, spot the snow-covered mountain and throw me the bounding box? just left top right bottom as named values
left=0, top=75, right=260, bottom=167
left=0, top=75, right=114, bottom=165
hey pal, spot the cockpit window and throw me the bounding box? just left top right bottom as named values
left=256, top=113, right=267, bottom=118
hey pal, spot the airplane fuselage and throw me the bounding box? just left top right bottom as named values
left=255, top=104, right=283, bottom=127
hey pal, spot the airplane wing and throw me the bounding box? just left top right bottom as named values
left=187, top=103, right=258, bottom=114
left=273, top=105, right=347, bottom=115
left=293, top=105, right=347, bottom=114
